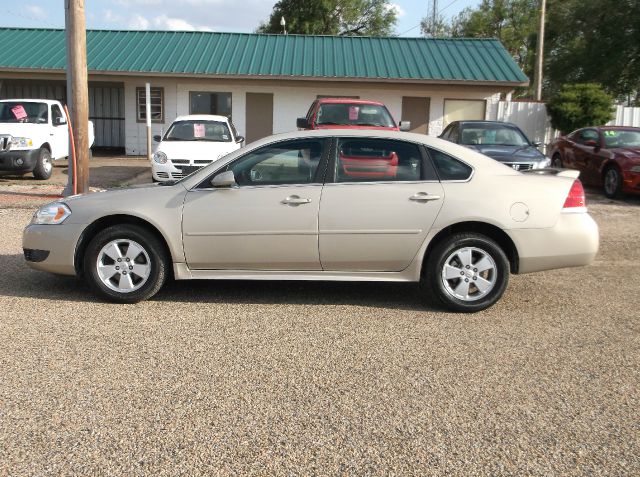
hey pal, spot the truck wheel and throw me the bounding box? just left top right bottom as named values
left=33, top=148, right=53, bottom=180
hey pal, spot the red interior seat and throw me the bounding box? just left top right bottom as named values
left=340, top=151, right=398, bottom=179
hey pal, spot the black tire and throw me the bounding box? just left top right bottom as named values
left=603, top=166, right=623, bottom=199
left=422, top=233, right=510, bottom=313
left=83, top=224, right=169, bottom=303
left=552, top=153, right=563, bottom=168
left=32, top=148, right=53, bottom=180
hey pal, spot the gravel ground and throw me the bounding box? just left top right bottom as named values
left=0, top=198, right=638, bottom=476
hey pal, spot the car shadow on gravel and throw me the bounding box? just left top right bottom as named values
left=1, top=253, right=437, bottom=312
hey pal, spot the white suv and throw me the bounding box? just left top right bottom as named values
left=152, top=115, right=243, bottom=182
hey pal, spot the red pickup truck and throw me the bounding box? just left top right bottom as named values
left=297, top=98, right=411, bottom=132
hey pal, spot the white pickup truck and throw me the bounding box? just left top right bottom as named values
left=0, top=99, right=94, bottom=180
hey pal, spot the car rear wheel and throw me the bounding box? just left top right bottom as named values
left=83, top=224, right=168, bottom=303
left=552, top=153, right=563, bottom=168
left=603, top=166, right=623, bottom=199
left=422, top=233, right=509, bottom=312
left=33, top=148, right=53, bottom=180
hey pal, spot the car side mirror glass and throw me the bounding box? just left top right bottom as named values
left=236, top=136, right=245, bottom=144
left=210, top=170, right=237, bottom=188
left=153, top=135, right=162, bottom=142
left=532, top=141, right=542, bottom=148
left=54, top=117, right=67, bottom=125
left=399, top=121, right=411, bottom=132
left=296, top=117, right=309, bottom=129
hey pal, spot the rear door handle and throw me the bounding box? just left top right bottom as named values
left=409, top=192, right=441, bottom=202
left=281, top=195, right=312, bottom=206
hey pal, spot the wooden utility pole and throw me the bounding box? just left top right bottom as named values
left=533, top=0, right=546, bottom=101
left=65, top=0, right=90, bottom=193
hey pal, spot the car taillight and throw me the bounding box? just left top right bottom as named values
left=563, top=179, right=586, bottom=209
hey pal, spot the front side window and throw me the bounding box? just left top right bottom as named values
left=190, top=92, right=232, bottom=117
left=578, top=129, right=600, bottom=144
left=136, top=87, right=163, bottom=123
left=316, top=103, right=395, bottom=128
left=335, top=138, right=425, bottom=182
left=164, top=120, right=231, bottom=142
left=227, top=140, right=325, bottom=186
left=428, top=147, right=473, bottom=181
left=51, top=105, right=64, bottom=124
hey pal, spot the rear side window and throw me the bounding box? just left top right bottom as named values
left=335, top=138, right=428, bottom=182
left=428, top=147, right=473, bottom=181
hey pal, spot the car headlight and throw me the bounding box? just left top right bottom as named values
left=153, top=151, right=168, bottom=164
left=31, top=202, right=71, bottom=225
left=11, top=137, right=33, bottom=148
left=535, top=158, right=551, bottom=169
left=631, top=165, right=640, bottom=173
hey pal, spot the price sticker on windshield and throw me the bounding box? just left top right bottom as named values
left=11, top=105, right=27, bottom=120
left=193, top=123, right=205, bottom=137
left=348, top=106, right=359, bottom=120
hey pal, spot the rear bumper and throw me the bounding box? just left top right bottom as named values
left=507, top=212, right=599, bottom=274
left=0, top=149, right=39, bottom=173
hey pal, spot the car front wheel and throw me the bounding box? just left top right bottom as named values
left=33, top=148, right=53, bottom=180
left=423, top=233, right=509, bottom=312
left=83, top=224, right=169, bottom=303
left=603, top=166, right=623, bottom=199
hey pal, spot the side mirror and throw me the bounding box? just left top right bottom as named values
left=296, top=117, right=309, bottom=129
left=399, top=121, right=411, bottom=132
left=532, top=141, right=542, bottom=148
left=54, top=117, right=67, bottom=126
left=153, top=135, right=162, bottom=142
left=210, top=170, right=237, bottom=188
left=584, top=139, right=599, bottom=148
left=236, top=136, right=245, bottom=144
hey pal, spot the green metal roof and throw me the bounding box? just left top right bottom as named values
left=0, top=28, right=528, bottom=85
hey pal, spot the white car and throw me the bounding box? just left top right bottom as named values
left=24, top=130, right=599, bottom=312
left=152, top=115, right=243, bottom=182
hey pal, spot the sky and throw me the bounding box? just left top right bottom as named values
left=0, top=0, right=481, bottom=37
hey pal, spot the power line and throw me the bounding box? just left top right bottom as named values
left=398, top=0, right=462, bottom=36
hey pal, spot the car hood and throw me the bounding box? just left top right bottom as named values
left=464, top=144, right=546, bottom=162
left=157, top=140, right=238, bottom=161
left=0, top=123, right=46, bottom=136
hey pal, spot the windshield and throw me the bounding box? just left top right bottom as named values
left=0, top=101, right=48, bottom=123
left=602, top=129, right=640, bottom=148
left=460, top=124, right=530, bottom=146
left=316, top=103, right=395, bottom=128
left=164, top=120, right=232, bottom=142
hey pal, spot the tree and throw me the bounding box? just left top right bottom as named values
left=545, top=0, right=640, bottom=101
left=257, top=0, right=397, bottom=36
left=440, top=0, right=539, bottom=79
left=546, top=83, right=614, bottom=133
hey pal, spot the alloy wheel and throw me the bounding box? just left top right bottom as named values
left=441, top=246, right=498, bottom=302
left=96, top=239, right=151, bottom=293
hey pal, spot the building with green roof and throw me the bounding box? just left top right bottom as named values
left=0, top=28, right=528, bottom=154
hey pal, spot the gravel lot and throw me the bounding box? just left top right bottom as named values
left=0, top=195, right=638, bottom=476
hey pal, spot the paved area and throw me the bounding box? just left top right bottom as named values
left=0, top=195, right=638, bottom=475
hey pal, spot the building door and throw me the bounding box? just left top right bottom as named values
left=401, top=96, right=430, bottom=134
left=245, top=93, right=273, bottom=143
left=89, top=84, right=125, bottom=150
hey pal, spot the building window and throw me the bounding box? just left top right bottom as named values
left=136, top=87, right=163, bottom=123
left=190, top=92, right=232, bottom=117
left=443, top=99, right=486, bottom=128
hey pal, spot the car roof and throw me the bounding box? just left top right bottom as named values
left=454, top=120, right=520, bottom=128
left=316, top=98, right=385, bottom=106
left=0, top=98, right=60, bottom=105
left=173, top=114, right=229, bottom=122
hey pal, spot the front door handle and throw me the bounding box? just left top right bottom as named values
left=409, top=192, right=441, bottom=202
left=281, top=195, right=312, bottom=206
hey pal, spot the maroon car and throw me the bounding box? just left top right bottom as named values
left=548, top=126, right=640, bottom=198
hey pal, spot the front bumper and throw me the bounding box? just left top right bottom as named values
left=152, top=160, right=212, bottom=182
left=507, top=211, right=599, bottom=274
left=622, top=170, right=640, bottom=195
left=22, top=222, right=87, bottom=276
left=0, top=149, right=40, bottom=173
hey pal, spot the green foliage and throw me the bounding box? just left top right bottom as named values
left=545, top=0, right=640, bottom=98
left=444, top=0, right=539, bottom=78
left=546, top=84, right=614, bottom=133
left=257, top=0, right=397, bottom=36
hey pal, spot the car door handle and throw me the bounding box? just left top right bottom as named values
left=409, top=192, right=441, bottom=202
left=281, top=195, right=312, bottom=206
